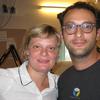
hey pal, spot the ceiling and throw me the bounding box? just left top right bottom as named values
left=1, top=0, right=100, bottom=16
left=0, top=0, right=100, bottom=30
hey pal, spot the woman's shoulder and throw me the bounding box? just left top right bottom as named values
left=0, top=67, right=18, bottom=76
left=0, top=67, right=18, bottom=94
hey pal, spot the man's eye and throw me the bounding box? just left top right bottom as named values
left=66, top=24, right=74, bottom=29
left=67, top=25, right=73, bottom=29
left=82, top=23, right=93, bottom=29
left=85, top=24, right=92, bottom=29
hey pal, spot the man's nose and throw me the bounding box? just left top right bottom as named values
left=75, top=26, right=84, bottom=37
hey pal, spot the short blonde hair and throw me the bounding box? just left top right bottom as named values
left=21, top=24, right=61, bottom=60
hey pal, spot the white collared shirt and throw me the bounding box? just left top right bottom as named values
left=0, top=61, right=59, bottom=100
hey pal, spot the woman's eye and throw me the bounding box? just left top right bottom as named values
left=48, top=47, right=57, bottom=51
left=32, top=45, right=40, bottom=49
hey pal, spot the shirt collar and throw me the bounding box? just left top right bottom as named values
left=19, top=61, right=58, bottom=90
left=18, top=61, right=32, bottom=86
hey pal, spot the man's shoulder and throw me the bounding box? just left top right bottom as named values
left=58, top=66, right=73, bottom=80
left=62, top=65, right=73, bottom=74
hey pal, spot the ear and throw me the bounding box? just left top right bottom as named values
left=96, top=29, right=100, bottom=49
left=96, top=29, right=100, bottom=41
left=26, top=50, right=29, bottom=56
left=59, top=31, right=63, bottom=41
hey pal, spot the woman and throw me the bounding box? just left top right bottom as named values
left=0, top=24, right=61, bottom=100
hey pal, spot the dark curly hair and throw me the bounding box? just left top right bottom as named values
left=57, top=1, right=99, bottom=28
left=97, top=10, right=100, bottom=29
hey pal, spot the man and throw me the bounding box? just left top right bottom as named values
left=97, top=10, right=100, bottom=52
left=57, top=2, right=100, bottom=100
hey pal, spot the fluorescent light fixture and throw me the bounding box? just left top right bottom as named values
left=38, top=5, right=66, bottom=8
left=38, top=3, right=72, bottom=13
left=42, top=2, right=71, bottom=8
left=32, top=2, right=72, bottom=13
left=40, top=7, right=65, bottom=13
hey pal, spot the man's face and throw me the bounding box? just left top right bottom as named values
left=62, top=9, right=97, bottom=58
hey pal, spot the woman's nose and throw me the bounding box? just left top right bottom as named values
left=40, top=48, right=48, bottom=56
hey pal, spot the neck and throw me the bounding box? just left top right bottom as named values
left=71, top=50, right=100, bottom=71
left=27, top=66, right=49, bottom=91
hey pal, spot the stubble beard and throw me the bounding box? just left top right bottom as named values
left=66, top=42, right=96, bottom=59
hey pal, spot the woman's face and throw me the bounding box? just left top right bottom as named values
left=26, top=36, right=59, bottom=73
